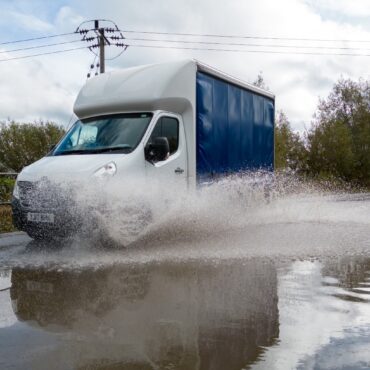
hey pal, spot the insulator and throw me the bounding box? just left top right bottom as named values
left=90, top=64, right=94, bottom=69
left=87, top=73, right=91, bottom=78
left=96, top=63, right=100, bottom=68
left=95, top=72, right=98, bottom=76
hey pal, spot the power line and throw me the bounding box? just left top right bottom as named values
left=0, top=39, right=85, bottom=55
left=3, top=28, right=370, bottom=48
left=106, top=47, right=127, bottom=61
left=0, top=45, right=89, bottom=62
left=3, top=35, right=369, bottom=60
left=2, top=42, right=369, bottom=63
left=1, top=40, right=370, bottom=64
left=0, top=32, right=77, bottom=46
left=2, top=26, right=370, bottom=64
left=124, top=43, right=370, bottom=57
left=124, top=37, right=370, bottom=52
left=121, top=29, right=370, bottom=44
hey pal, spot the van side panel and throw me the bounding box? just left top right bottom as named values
left=196, top=72, right=274, bottom=182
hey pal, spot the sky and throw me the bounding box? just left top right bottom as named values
left=1, top=0, right=370, bottom=132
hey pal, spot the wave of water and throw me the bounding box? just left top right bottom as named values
left=95, top=174, right=369, bottom=246
left=2, top=174, right=368, bottom=269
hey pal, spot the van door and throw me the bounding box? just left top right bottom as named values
left=144, top=113, right=187, bottom=189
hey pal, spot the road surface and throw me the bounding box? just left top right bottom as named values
left=0, top=192, right=369, bottom=369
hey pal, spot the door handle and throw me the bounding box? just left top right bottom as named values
left=174, top=167, right=184, bottom=174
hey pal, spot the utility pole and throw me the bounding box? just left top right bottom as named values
left=76, top=19, right=128, bottom=78
left=94, top=20, right=111, bottom=74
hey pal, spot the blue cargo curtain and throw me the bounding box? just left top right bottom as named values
left=196, top=72, right=274, bottom=181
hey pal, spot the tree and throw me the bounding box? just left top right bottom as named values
left=252, top=72, right=269, bottom=90
left=0, top=120, right=65, bottom=173
left=307, top=78, right=370, bottom=186
left=252, top=73, right=307, bottom=173
left=306, top=119, right=355, bottom=181
left=275, top=111, right=307, bottom=172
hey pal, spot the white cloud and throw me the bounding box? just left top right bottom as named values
left=54, top=6, right=85, bottom=31
left=304, top=0, right=370, bottom=18
left=8, top=11, right=53, bottom=32
left=0, top=47, right=89, bottom=125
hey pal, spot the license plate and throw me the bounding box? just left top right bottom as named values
left=26, top=280, right=54, bottom=294
left=27, top=212, right=54, bottom=223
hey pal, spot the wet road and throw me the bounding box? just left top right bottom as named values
left=0, top=193, right=369, bottom=370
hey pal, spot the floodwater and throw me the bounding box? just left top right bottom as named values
left=0, top=191, right=369, bottom=369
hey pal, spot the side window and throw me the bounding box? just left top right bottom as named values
left=149, top=116, right=179, bottom=155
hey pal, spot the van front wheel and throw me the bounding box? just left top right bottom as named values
left=26, top=228, right=65, bottom=241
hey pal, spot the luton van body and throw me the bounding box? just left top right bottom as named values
left=12, top=59, right=275, bottom=240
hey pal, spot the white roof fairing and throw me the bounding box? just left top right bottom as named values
left=73, top=59, right=275, bottom=119
left=73, top=59, right=197, bottom=119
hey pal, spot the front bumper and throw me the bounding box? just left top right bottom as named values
left=12, top=197, right=84, bottom=237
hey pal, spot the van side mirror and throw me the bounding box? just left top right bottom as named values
left=145, top=137, right=170, bottom=163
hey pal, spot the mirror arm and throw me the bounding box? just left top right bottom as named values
left=144, top=145, right=155, bottom=164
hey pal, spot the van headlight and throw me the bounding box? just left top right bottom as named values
left=13, top=181, right=20, bottom=199
left=94, top=161, right=117, bottom=178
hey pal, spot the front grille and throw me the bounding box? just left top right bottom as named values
left=18, top=181, right=34, bottom=208
left=18, top=180, right=73, bottom=210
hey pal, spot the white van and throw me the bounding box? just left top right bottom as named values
left=12, top=59, right=275, bottom=239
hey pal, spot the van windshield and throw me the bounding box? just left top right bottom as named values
left=53, top=113, right=153, bottom=155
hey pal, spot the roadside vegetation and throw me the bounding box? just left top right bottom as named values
left=0, top=176, right=16, bottom=233
left=0, top=121, right=65, bottom=233
left=0, top=205, right=14, bottom=233
left=275, top=78, right=370, bottom=190
left=0, top=120, right=65, bottom=173
left=0, top=77, right=369, bottom=233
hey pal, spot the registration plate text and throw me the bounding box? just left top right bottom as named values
left=27, top=212, right=54, bottom=223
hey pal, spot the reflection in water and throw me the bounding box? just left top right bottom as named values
left=297, top=258, right=370, bottom=370
left=5, top=237, right=370, bottom=370
left=251, top=257, right=370, bottom=370
left=322, top=257, right=370, bottom=303
left=9, top=253, right=279, bottom=370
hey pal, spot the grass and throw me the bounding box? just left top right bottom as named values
left=0, top=205, right=16, bottom=233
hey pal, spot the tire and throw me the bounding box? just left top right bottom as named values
left=26, top=228, right=65, bottom=241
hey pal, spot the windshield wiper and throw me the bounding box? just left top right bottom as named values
left=91, top=145, right=132, bottom=153
left=55, top=145, right=132, bottom=155
left=55, top=149, right=97, bottom=155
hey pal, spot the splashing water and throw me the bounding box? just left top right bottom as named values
left=7, top=172, right=368, bottom=270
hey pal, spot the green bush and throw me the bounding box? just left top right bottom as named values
left=0, top=120, right=65, bottom=173
left=0, top=177, right=15, bottom=203
left=0, top=205, right=15, bottom=233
